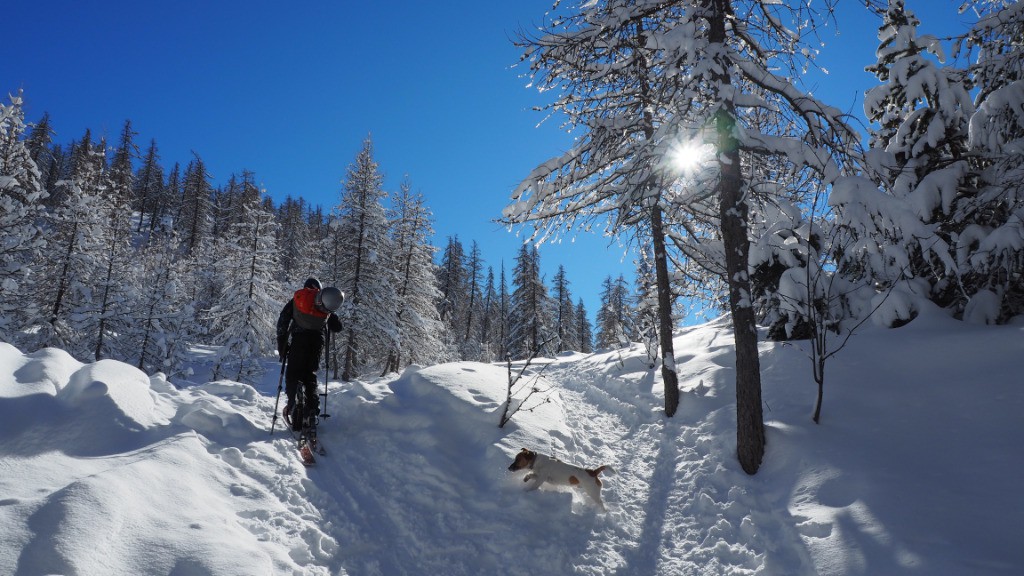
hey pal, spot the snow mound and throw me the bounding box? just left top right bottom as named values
left=2, top=313, right=1023, bottom=575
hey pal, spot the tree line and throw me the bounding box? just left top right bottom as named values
left=1, top=102, right=660, bottom=382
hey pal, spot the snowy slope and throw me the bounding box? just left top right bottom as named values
left=1, top=306, right=1022, bottom=575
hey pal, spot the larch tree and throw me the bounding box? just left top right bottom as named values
left=207, top=179, right=280, bottom=383
left=507, top=0, right=684, bottom=416
left=575, top=298, right=594, bottom=353
left=92, top=120, right=138, bottom=361
left=508, top=244, right=554, bottom=359
left=334, top=135, right=399, bottom=380
left=675, top=0, right=862, bottom=472
left=384, top=177, right=444, bottom=373
left=552, top=265, right=579, bottom=352
left=595, top=274, right=633, bottom=350
left=0, top=93, right=47, bottom=346
left=44, top=132, right=109, bottom=358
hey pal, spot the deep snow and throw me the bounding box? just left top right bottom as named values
left=1, top=306, right=1021, bottom=575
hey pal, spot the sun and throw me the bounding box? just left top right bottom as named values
left=667, top=140, right=713, bottom=176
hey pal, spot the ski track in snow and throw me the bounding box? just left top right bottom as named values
left=3, top=308, right=1022, bottom=575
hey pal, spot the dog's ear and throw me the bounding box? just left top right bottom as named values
left=520, top=448, right=529, bottom=454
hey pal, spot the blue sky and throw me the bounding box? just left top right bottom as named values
left=6, top=1, right=970, bottom=322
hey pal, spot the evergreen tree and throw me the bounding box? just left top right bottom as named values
left=207, top=183, right=280, bottom=383
left=177, top=154, right=213, bottom=256
left=25, top=111, right=54, bottom=189
left=134, top=140, right=166, bottom=237
left=334, top=135, right=399, bottom=380
left=955, top=0, right=1024, bottom=322
left=133, top=227, right=194, bottom=378
left=437, top=235, right=468, bottom=340
left=508, top=244, right=554, bottom=359
left=90, top=121, right=138, bottom=361
left=0, top=93, right=48, bottom=346
left=634, top=251, right=660, bottom=365
left=498, top=262, right=511, bottom=360
left=595, top=275, right=633, bottom=350
left=43, top=131, right=109, bottom=358
left=461, top=240, right=486, bottom=359
left=575, top=298, right=594, bottom=353
left=835, top=0, right=972, bottom=326
left=551, top=265, right=579, bottom=352
left=480, top=266, right=500, bottom=361
left=384, top=177, right=444, bottom=372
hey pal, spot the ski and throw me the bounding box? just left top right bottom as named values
left=297, top=437, right=317, bottom=466
left=313, top=437, right=326, bottom=456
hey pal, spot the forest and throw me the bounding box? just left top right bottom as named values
left=0, top=110, right=653, bottom=382
left=2, top=0, right=1022, bottom=422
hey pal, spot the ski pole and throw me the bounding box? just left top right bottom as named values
left=270, top=349, right=287, bottom=435
left=320, top=328, right=331, bottom=419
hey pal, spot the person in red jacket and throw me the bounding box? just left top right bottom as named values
left=276, top=278, right=343, bottom=430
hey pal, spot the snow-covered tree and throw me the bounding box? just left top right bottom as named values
left=90, top=121, right=138, bottom=361
left=207, top=182, right=281, bottom=383
left=462, top=241, right=486, bottom=358
left=575, top=298, right=594, bottom=354
left=133, top=227, right=194, bottom=379
left=0, top=93, right=47, bottom=346
left=508, top=244, right=554, bottom=359
left=437, top=235, right=468, bottom=341
left=507, top=0, right=683, bottom=415
left=956, top=0, right=1024, bottom=322
left=334, top=135, right=399, bottom=380
left=834, top=0, right=973, bottom=327
left=552, top=265, right=579, bottom=352
left=384, top=177, right=444, bottom=373
left=43, top=132, right=110, bottom=358
left=176, top=154, right=213, bottom=257
left=595, top=275, right=633, bottom=350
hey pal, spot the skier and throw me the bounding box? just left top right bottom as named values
left=276, top=277, right=343, bottom=431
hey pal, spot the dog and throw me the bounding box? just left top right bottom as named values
left=507, top=448, right=611, bottom=510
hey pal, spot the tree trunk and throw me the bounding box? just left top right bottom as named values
left=651, top=204, right=680, bottom=416
left=711, top=0, right=765, bottom=475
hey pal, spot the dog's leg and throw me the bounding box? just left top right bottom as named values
left=522, top=473, right=543, bottom=491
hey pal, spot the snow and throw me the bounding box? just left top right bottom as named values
left=2, top=311, right=1022, bottom=575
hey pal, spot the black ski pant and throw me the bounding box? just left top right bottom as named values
left=285, top=329, right=324, bottom=422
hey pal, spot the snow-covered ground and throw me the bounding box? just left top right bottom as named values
left=1, top=305, right=1021, bottom=575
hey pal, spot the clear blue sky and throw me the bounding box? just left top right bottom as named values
left=5, top=1, right=970, bottom=322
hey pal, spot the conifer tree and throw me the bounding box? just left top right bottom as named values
left=955, top=0, right=1024, bottom=321
left=0, top=93, right=48, bottom=346
left=596, top=275, right=633, bottom=350
left=508, top=244, right=554, bottom=359
left=91, top=121, right=138, bottom=360
left=575, top=298, right=594, bottom=353
left=334, top=135, right=399, bottom=379
left=437, top=235, right=468, bottom=339
left=134, top=140, right=166, bottom=237
left=461, top=241, right=486, bottom=358
left=384, top=177, right=444, bottom=372
left=552, top=265, right=579, bottom=352
left=177, top=154, right=213, bottom=256
left=835, top=0, right=972, bottom=326
left=498, top=263, right=511, bottom=360
left=43, top=131, right=109, bottom=357
left=480, top=266, right=500, bottom=360
left=207, top=182, right=280, bottom=383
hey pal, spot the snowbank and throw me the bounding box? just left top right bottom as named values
left=1, top=312, right=1022, bottom=575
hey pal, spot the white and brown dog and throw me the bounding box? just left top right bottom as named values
left=508, top=448, right=611, bottom=510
